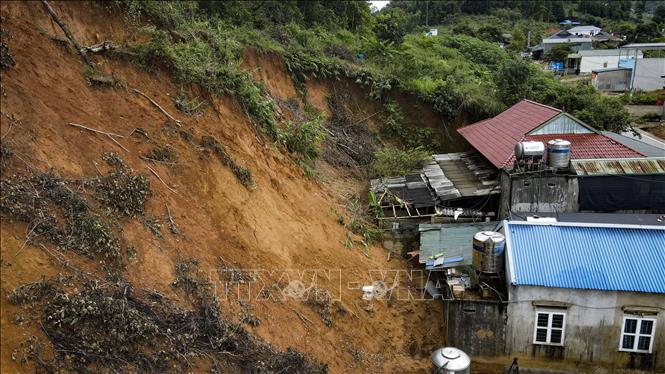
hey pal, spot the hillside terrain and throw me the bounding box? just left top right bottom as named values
left=2, top=1, right=663, bottom=373
left=0, top=2, right=450, bottom=373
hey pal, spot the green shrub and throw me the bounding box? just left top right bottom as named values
left=281, top=112, right=326, bottom=160
left=372, top=146, right=430, bottom=177
left=381, top=100, right=403, bottom=136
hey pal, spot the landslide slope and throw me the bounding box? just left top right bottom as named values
left=0, top=2, right=442, bottom=373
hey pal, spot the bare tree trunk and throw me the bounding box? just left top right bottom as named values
left=40, top=0, right=94, bottom=67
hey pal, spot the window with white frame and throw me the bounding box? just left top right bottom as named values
left=533, top=309, right=566, bottom=345
left=619, top=315, right=657, bottom=353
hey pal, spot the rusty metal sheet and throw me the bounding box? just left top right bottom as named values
left=572, top=157, right=665, bottom=175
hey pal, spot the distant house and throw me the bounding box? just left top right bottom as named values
left=559, top=19, right=581, bottom=27
left=542, top=30, right=593, bottom=53
left=567, top=25, right=601, bottom=36
left=503, top=221, right=665, bottom=370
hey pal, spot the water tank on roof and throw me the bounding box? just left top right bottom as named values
left=472, top=231, right=505, bottom=274
left=431, top=347, right=470, bottom=374
left=547, top=139, right=571, bottom=170
left=515, top=141, right=545, bottom=160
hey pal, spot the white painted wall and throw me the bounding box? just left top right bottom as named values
left=580, top=55, right=620, bottom=73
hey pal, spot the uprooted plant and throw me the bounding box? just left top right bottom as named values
left=7, top=259, right=327, bottom=373
left=143, top=145, right=177, bottom=163
left=0, top=172, right=123, bottom=264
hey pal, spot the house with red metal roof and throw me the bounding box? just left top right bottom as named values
left=457, top=99, right=644, bottom=170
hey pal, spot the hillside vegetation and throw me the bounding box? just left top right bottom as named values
left=119, top=0, right=665, bottom=147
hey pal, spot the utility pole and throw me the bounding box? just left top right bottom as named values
left=425, top=0, right=429, bottom=27
left=527, top=31, right=531, bottom=49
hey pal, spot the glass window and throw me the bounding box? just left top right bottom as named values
left=533, top=309, right=566, bottom=346
left=620, top=316, right=657, bottom=353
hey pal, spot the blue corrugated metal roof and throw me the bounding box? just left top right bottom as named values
left=505, top=222, right=665, bottom=294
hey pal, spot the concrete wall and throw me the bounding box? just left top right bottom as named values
left=593, top=69, right=631, bottom=91
left=443, top=299, right=507, bottom=357
left=633, top=58, right=665, bottom=92
left=506, top=286, right=665, bottom=371
left=379, top=219, right=422, bottom=256
left=498, top=173, right=579, bottom=218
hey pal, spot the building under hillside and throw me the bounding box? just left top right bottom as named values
left=503, top=221, right=665, bottom=370
left=439, top=218, right=665, bottom=371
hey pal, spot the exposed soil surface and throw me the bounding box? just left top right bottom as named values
left=0, top=2, right=445, bottom=373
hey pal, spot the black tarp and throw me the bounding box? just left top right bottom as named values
left=578, top=175, right=665, bottom=212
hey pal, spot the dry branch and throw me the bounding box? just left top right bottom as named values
left=133, top=89, right=182, bottom=126
left=146, top=165, right=177, bottom=194
left=68, top=123, right=128, bottom=152
left=68, top=123, right=124, bottom=138
left=106, top=134, right=129, bottom=153
left=40, top=0, right=94, bottom=67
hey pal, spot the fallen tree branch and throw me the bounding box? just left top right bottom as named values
left=68, top=123, right=124, bottom=138
left=146, top=165, right=177, bottom=194
left=68, top=122, right=129, bottom=152
left=41, top=0, right=94, bottom=67
left=133, top=89, right=182, bottom=126
left=84, top=41, right=115, bottom=53
left=106, top=134, right=129, bottom=153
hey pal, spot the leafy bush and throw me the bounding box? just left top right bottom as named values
left=372, top=146, right=430, bottom=177
left=281, top=112, right=326, bottom=160
left=381, top=100, right=403, bottom=136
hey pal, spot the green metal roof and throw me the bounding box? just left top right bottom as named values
left=419, top=222, right=499, bottom=267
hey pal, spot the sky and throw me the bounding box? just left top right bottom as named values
left=369, top=0, right=390, bottom=12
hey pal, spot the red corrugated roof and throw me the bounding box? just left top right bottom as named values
left=526, top=134, right=644, bottom=159
left=458, top=100, right=561, bottom=168
left=457, top=99, right=644, bottom=168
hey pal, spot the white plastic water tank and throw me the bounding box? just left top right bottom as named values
left=431, top=347, right=470, bottom=374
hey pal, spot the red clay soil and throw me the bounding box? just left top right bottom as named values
left=0, top=2, right=445, bottom=373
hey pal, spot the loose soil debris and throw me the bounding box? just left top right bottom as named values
left=7, top=258, right=327, bottom=373
left=201, top=135, right=253, bottom=188
left=305, top=287, right=334, bottom=327
left=0, top=141, right=12, bottom=171
left=94, top=169, right=151, bottom=217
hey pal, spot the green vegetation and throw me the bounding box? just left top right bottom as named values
left=119, top=0, right=662, bottom=154
left=624, top=90, right=665, bottom=105
left=372, top=146, right=430, bottom=177
left=281, top=112, right=326, bottom=160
